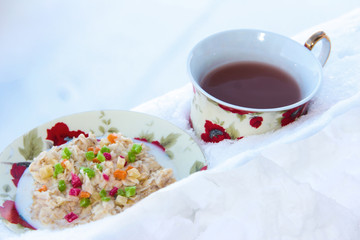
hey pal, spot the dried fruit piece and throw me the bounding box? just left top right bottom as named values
left=38, top=185, right=47, bottom=192
left=103, top=152, right=112, bottom=160
left=115, top=195, right=128, bottom=206
left=79, top=191, right=91, bottom=199
left=39, top=165, right=53, bottom=179
left=103, top=174, right=109, bottom=181
left=58, top=180, right=66, bottom=192
left=71, top=173, right=82, bottom=188
left=107, top=134, right=118, bottom=144
left=127, top=168, right=140, bottom=179
left=114, top=169, right=127, bottom=180
left=64, top=212, right=78, bottom=223
left=69, top=188, right=81, bottom=196
left=109, top=187, right=118, bottom=196
left=80, top=198, right=91, bottom=208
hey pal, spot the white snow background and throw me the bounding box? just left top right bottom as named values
left=1, top=1, right=360, bottom=240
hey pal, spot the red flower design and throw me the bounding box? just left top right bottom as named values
left=189, top=116, right=194, bottom=129
left=201, top=120, right=231, bottom=143
left=134, top=137, right=148, bottom=142
left=200, top=165, right=208, bottom=171
left=0, top=200, right=35, bottom=230
left=250, top=116, right=263, bottom=129
left=46, top=122, right=88, bottom=146
left=134, top=138, right=166, bottom=152
left=10, top=163, right=28, bottom=187
left=281, top=103, right=309, bottom=127
left=151, top=141, right=166, bottom=152
left=219, top=104, right=255, bottom=115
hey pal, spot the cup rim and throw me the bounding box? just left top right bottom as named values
left=187, top=29, right=323, bottom=112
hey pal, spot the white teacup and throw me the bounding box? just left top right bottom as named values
left=188, top=29, right=330, bottom=142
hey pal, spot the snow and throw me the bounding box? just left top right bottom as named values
left=1, top=2, right=360, bottom=240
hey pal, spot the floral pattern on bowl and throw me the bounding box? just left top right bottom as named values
left=0, top=110, right=206, bottom=233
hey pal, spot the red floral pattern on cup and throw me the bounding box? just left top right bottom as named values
left=201, top=120, right=231, bottom=143
left=46, top=122, right=88, bottom=146
left=281, top=103, right=309, bottom=127
left=250, top=116, right=263, bottom=129
left=218, top=104, right=255, bottom=115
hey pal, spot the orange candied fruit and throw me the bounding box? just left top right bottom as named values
left=114, top=169, right=127, bottom=180
left=79, top=191, right=91, bottom=199
left=126, top=166, right=134, bottom=171
left=38, top=185, right=48, bottom=192
left=94, top=147, right=101, bottom=155
left=92, top=158, right=100, bottom=163
left=107, top=134, right=118, bottom=144
left=87, top=147, right=94, bottom=152
left=61, top=159, right=68, bottom=168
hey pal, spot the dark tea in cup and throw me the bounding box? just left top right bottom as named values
left=200, top=61, right=301, bottom=109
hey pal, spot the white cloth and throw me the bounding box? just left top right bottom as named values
left=3, top=8, right=360, bottom=240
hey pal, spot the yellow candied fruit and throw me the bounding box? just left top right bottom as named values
left=127, top=168, right=141, bottom=179
left=115, top=195, right=128, bottom=206
left=116, top=156, right=126, bottom=169
left=126, top=177, right=139, bottom=185
left=39, top=165, right=54, bottom=179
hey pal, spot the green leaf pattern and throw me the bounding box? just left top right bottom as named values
left=189, top=160, right=205, bottom=174
left=213, top=117, right=225, bottom=126
left=97, top=111, right=119, bottom=135
left=18, top=128, right=43, bottom=160
left=3, top=184, right=11, bottom=193
left=160, top=133, right=181, bottom=149
left=236, top=114, right=247, bottom=121
left=226, top=123, right=240, bottom=139
left=138, top=131, right=155, bottom=142
left=165, top=150, right=174, bottom=160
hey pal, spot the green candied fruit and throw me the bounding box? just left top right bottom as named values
left=100, top=146, right=110, bottom=153
left=101, top=197, right=111, bottom=202
left=127, top=151, right=136, bottom=163
left=117, top=189, right=126, bottom=197
left=62, top=147, right=72, bottom=159
left=99, top=189, right=110, bottom=201
left=125, top=186, right=136, bottom=197
left=99, top=189, right=107, bottom=198
left=85, top=151, right=95, bottom=160
left=96, top=164, right=103, bottom=171
left=97, top=152, right=105, bottom=162
left=58, top=180, right=66, bottom=192
left=131, top=144, right=142, bottom=154
left=80, top=198, right=91, bottom=207
left=53, top=163, right=64, bottom=178
left=81, top=167, right=95, bottom=179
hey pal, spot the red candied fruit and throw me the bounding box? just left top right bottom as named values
left=69, top=188, right=81, bottom=196
left=71, top=172, right=82, bottom=188
left=103, top=152, right=112, bottom=160
left=64, top=212, right=78, bottom=223
left=109, top=187, right=118, bottom=196
left=103, top=174, right=109, bottom=181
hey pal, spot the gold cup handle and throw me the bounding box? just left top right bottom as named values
left=304, top=31, right=331, bottom=67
